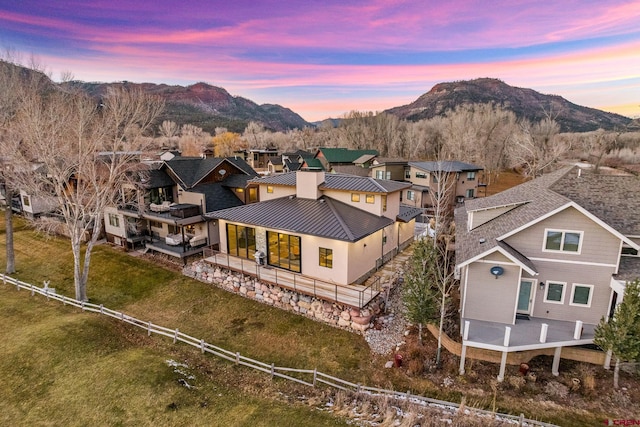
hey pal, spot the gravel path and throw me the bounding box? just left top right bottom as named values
left=364, top=284, right=409, bottom=355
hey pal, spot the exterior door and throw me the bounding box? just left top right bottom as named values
left=517, top=280, right=533, bottom=314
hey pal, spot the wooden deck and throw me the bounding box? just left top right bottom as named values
left=203, top=251, right=381, bottom=308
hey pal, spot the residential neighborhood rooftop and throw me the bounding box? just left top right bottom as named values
left=207, top=196, right=394, bottom=242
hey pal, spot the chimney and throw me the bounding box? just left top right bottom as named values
left=296, top=169, right=325, bottom=200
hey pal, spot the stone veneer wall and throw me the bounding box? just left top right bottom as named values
left=183, top=260, right=385, bottom=334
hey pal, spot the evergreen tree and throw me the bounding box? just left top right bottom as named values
left=594, top=278, right=640, bottom=389
left=403, top=238, right=438, bottom=345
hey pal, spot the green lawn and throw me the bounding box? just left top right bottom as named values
left=0, top=215, right=616, bottom=426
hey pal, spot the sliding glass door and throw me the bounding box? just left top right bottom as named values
left=267, top=231, right=301, bottom=272
left=226, top=224, right=256, bottom=259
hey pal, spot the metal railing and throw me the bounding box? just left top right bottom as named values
left=202, top=249, right=380, bottom=308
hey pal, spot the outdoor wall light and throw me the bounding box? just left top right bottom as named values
left=539, top=282, right=545, bottom=290
left=489, top=266, right=504, bottom=279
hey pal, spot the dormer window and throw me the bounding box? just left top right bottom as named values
left=543, top=229, right=582, bottom=253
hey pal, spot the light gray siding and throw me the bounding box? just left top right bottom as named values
left=463, top=252, right=520, bottom=324
left=504, top=206, right=621, bottom=265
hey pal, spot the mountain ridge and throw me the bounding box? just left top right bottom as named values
left=385, top=78, right=631, bottom=132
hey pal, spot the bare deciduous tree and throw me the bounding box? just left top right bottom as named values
left=0, top=54, right=52, bottom=274
left=509, top=117, right=564, bottom=177
left=13, top=83, right=163, bottom=301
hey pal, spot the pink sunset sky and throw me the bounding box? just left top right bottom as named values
left=1, top=0, right=639, bottom=122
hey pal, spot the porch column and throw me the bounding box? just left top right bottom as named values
left=497, top=326, right=511, bottom=382
left=459, top=321, right=470, bottom=375
left=552, top=347, right=562, bottom=376
left=539, top=323, right=548, bottom=343
left=497, top=351, right=508, bottom=382
left=573, top=320, right=583, bottom=339
left=604, top=349, right=612, bottom=370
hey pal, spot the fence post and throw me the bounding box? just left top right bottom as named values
left=62, top=296, right=66, bottom=306
left=270, top=363, right=275, bottom=378
left=235, top=352, right=240, bottom=365
left=313, top=369, right=317, bottom=387
left=31, top=284, right=34, bottom=296
left=173, top=328, right=179, bottom=344
left=2, top=274, right=5, bottom=285
left=81, top=301, right=85, bottom=311
left=100, top=304, right=104, bottom=314
left=148, top=322, right=152, bottom=336
left=120, top=312, right=125, bottom=321
left=200, top=339, right=205, bottom=354
left=45, top=288, right=49, bottom=300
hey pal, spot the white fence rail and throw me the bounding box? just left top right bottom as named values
left=1, top=274, right=557, bottom=427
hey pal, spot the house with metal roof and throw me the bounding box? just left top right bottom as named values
left=205, top=170, right=421, bottom=298
left=104, top=156, right=258, bottom=262
left=300, top=148, right=379, bottom=177
left=455, top=165, right=640, bottom=381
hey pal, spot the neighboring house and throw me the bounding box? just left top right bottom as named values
left=369, top=158, right=408, bottom=181
left=302, top=148, right=379, bottom=176
left=282, top=149, right=312, bottom=173
left=104, top=156, right=258, bottom=262
left=403, top=161, right=483, bottom=214
left=206, top=170, right=421, bottom=288
left=266, top=157, right=284, bottom=175
left=247, top=148, right=279, bottom=172
left=455, top=166, right=640, bottom=380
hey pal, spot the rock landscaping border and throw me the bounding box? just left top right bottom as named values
left=184, top=260, right=389, bottom=334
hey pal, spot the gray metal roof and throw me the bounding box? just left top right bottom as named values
left=398, top=204, right=423, bottom=222
left=250, top=172, right=298, bottom=186
left=409, top=161, right=483, bottom=172
left=250, top=171, right=410, bottom=194
left=207, top=196, right=394, bottom=242
left=321, top=174, right=411, bottom=193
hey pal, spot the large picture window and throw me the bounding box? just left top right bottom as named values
left=570, top=284, right=593, bottom=307
left=544, top=281, right=566, bottom=304
left=267, top=231, right=301, bottom=272
left=319, top=247, right=332, bottom=268
left=227, top=224, right=256, bottom=259
left=544, top=229, right=582, bottom=253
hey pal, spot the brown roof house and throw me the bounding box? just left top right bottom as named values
left=455, top=165, right=640, bottom=381
left=205, top=170, right=422, bottom=307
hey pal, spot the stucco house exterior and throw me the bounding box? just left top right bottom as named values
left=455, top=165, right=640, bottom=380
left=206, top=170, right=422, bottom=288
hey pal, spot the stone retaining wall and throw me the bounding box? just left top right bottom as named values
left=184, top=260, right=386, bottom=334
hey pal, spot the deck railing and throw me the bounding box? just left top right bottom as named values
left=202, top=249, right=381, bottom=308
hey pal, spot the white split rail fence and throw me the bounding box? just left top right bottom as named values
left=1, top=274, right=557, bottom=427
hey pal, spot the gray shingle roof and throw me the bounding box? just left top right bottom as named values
left=164, top=156, right=257, bottom=189
left=456, top=165, right=640, bottom=267
left=409, top=161, right=483, bottom=172
left=207, top=196, right=394, bottom=242
left=190, top=182, right=243, bottom=212
left=456, top=166, right=574, bottom=265
left=550, top=170, right=640, bottom=236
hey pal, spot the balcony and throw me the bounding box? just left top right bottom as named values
left=461, top=317, right=596, bottom=352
